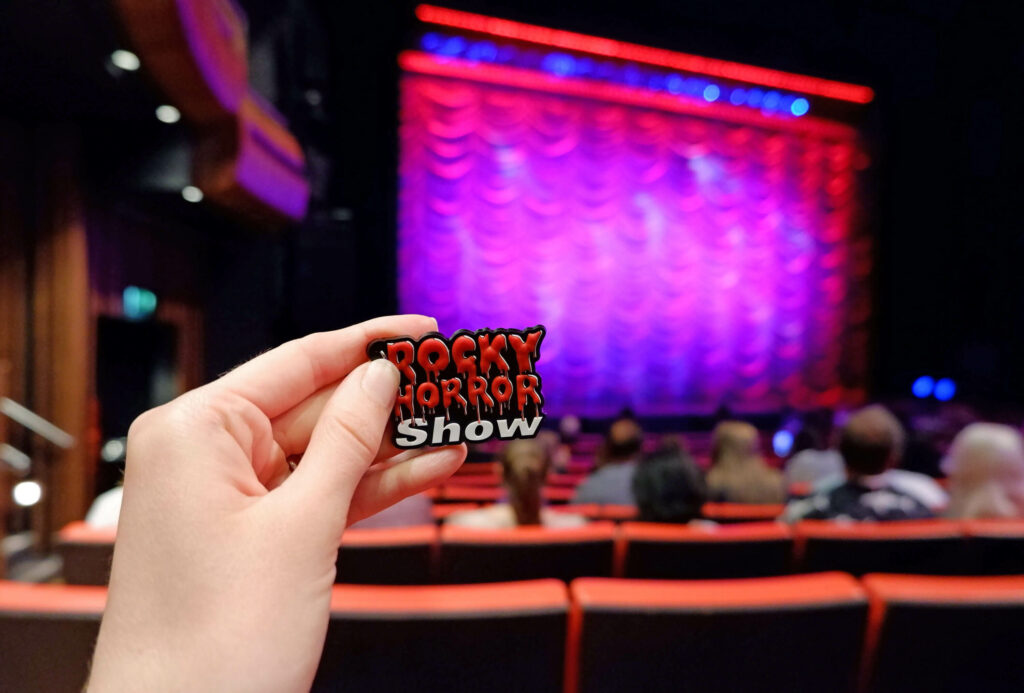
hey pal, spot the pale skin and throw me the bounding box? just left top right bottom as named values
left=88, top=315, right=466, bottom=692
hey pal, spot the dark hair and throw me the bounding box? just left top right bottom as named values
left=839, top=406, right=905, bottom=477
left=632, top=452, right=707, bottom=523
left=600, top=418, right=643, bottom=464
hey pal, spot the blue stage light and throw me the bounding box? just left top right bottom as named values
left=466, top=41, right=498, bottom=61
left=123, top=286, right=157, bottom=321
left=746, top=88, right=764, bottom=107
left=439, top=36, right=467, bottom=56
left=703, top=84, right=721, bottom=102
left=729, top=88, right=746, bottom=105
left=542, top=53, right=575, bottom=76
left=934, top=378, right=957, bottom=401
left=421, top=33, right=442, bottom=52
left=912, top=376, right=935, bottom=399
left=762, top=90, right=781, bottom=111
left=665, top=74, right=685, bottom=94
left=773, top=430, right=794, bottom=457
left=623, top=65, right=644, bottom=85
left=791, top=97, right=810, bottom=116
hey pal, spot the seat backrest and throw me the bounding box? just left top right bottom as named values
left=541, top=486, right=575, bottom=504
left=439, top=485, right=505, bottom=503
left=862, top=574, right=1024, bottom=693
left=619, top=521, right=793, bottom=579
left=796, top=520, right=964, bottom=576
left=335, top=525, right=438, bottom=584
left=962, top=519, right=1024, bottom=574
left=313, top=579, right=568, bottom=693
left=595, top=504, right=638, bottom=522
left=440, top=523, right=616, bottom=583
left=701, top=502, right=786, bottom=523
left=56, top=521, right=116, bottom=585
left=568, top=572, right=866, bottom=693
left=447, top=471, right=502, bottom=486
left=0, top=581, right=106, bottom=692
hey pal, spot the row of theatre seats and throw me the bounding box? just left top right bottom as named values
left=3, top=571, right=1023, bottom=692
left=57, top=518, right=1024, bottom=585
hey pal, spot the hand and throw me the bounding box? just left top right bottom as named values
left=88, top=316, right=466, bottom=692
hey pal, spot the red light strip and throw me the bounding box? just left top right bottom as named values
left=399, top=51, right=858, bottom=140
left=416, top=4, right=874, bottom=105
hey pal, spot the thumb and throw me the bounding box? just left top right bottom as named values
left=280, top=358, right=400, bottom=535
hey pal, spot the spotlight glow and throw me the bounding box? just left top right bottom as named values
left=110, top=49, right=140, bottom=72
left=12, top=480, right=42, bottom=507
left=155, top=105, right=181, bottom=123
left=181, top=186, right=204, bottom=203
left=790, top=97, right=810, bottom=116
left=934, top=378, right=957, bottom=402
left=101, top=438, right=126, bottom=463
left=772, top=430, right=795, bottom=457
left=912, top=376, right=935, bottom=399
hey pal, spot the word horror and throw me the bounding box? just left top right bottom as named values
left=367, top=326, right=546, bottom=449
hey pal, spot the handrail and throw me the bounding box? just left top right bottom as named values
left=0, top=443, right=30, bottom=474
left=0, top=398, right=74, bottom=449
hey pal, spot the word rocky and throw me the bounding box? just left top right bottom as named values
left=366, top=326, right=546, bottom=449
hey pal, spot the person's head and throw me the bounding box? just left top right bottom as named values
left=944, top=423, right=1024, bottom=519
left=500, top=439, right=551, bottom=525
left=558, top=415, right=581, bottom=446
left=600, top=417, right=643, bottom=465
left=711, top=421, right=761, bottom=469
left=838, top=405, right=905, bottom=477
left=633, top=451, right=707, bottom=523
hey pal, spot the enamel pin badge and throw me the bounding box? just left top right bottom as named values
left=366, top=326, right=546, bottom=449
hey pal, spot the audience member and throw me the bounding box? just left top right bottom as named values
left=944, top=423, right=1024, bottom=519
left=784, top=410, right=845, bottom=488
left=783, top=405, right=936, bottom=522
left=573, top=417, right=644, bottom=505
left=551, top=414, right=581, bottom=471
left=446, top=439, right=586, bottom=528
left=706, top=421, right=785, bottom=504
left=632, top=449, right=708, bottom=523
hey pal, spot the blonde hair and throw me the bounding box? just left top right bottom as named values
left=707, top=421, right=785, bottom=504
left=944, top=423, right=1024, bottom=519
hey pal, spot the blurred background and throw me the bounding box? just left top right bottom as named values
left=4, top=1, right=1024, bottom=691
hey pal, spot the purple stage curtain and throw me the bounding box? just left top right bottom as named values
left=398, top=73, right=870, bottom=416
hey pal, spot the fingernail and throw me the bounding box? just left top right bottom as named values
left=362, top=359, right=400, bottom=407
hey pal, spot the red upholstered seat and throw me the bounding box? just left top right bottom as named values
left=962, top=519, right=1024, bottom=574
left=440, top=485, right=505, bottom=503
left=440, top=523, right=616, bottom=583
left=57, top=521, right=116, bottom=585
left=314, top=580, right=568, bottom=693
left=446, top=471, right=502, bottom=486
left=335, top=525, right=438, bottom=584
left=452, top=461, right=501, bottom=476
left=541, top=486, right=575, bottom=503
left=617, top=521, right=793, bottom=578
left=700, top=502, right=785, bottom=523
left=430, top=502, right=481, bottom=522
left=568, top=573, right=867, bottom=693
left=795, top=520, right=965, bottom=576
left=862, top=574, right=1024, bottom=693
left=0, top=581, right=107, bottom=692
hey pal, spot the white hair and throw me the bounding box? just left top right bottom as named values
left=944, top=423, right=1024, bottom=519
